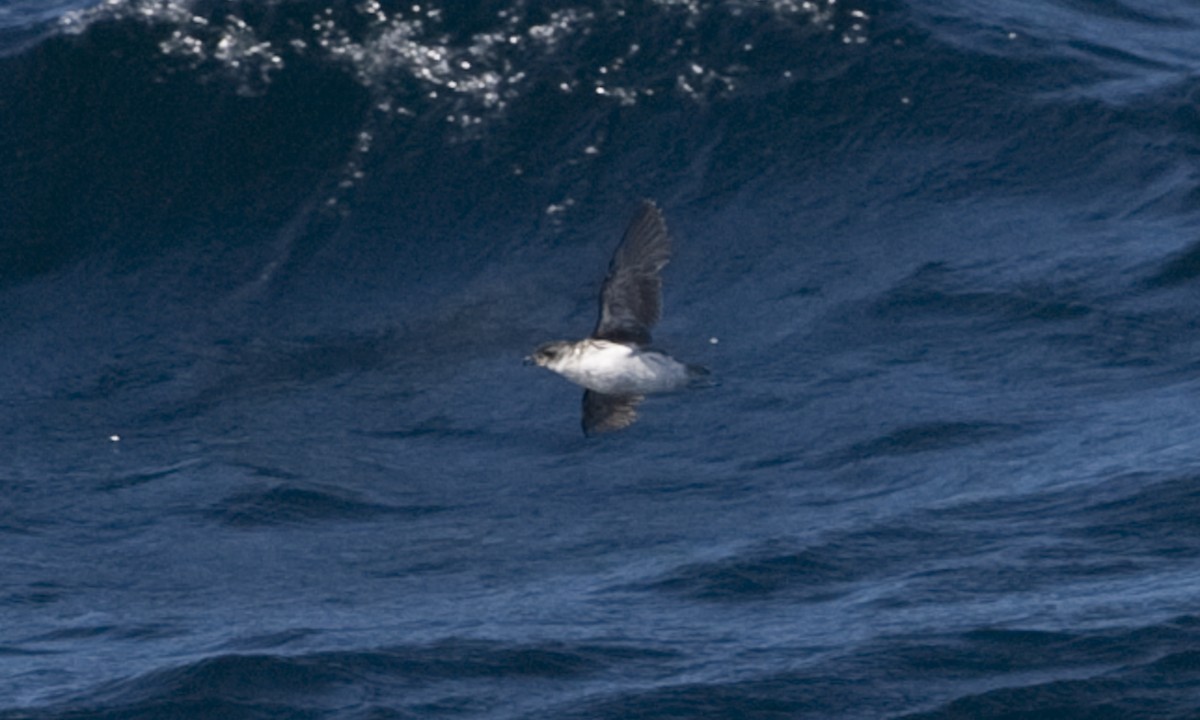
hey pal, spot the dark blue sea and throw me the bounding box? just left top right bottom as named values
left=5, top=0, right=1200, bottom=717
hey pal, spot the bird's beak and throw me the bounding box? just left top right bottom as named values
left=523, top=355, right=535, bottom=366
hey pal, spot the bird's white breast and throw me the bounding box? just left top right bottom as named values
left=550, top=340, right=690, bottom=395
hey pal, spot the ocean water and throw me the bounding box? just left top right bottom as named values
left=4, top=0, right=1200, bottom=717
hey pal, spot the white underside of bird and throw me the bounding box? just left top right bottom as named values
left=538, top=339, right=694, bottom=396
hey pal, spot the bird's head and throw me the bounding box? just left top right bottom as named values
left=525, top=340, right=571, bottom=369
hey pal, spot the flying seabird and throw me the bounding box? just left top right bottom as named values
left=526, top=200, right=710, bottom=435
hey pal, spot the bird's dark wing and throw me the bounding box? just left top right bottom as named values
left=582, top=391, right=643, bottom=436
left=592, top=200, right=671, bottom=346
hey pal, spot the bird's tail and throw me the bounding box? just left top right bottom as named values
left=686, top=364, right=716, bottom=389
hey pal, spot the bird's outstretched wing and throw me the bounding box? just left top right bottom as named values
left=582, top=391, right=643, bottom=436
left=592, top=201, right=671, bottom=346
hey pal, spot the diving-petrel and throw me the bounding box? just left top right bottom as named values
left=526, top=200, right=710, bottom=435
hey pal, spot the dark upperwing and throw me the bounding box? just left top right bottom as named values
left=591, top=201, right=671, bottom=346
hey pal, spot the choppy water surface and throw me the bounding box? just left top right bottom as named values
left=4, top=0, right=1200, bottom=717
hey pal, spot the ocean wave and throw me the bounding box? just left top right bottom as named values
left=8, top=640, right=678, bottom=719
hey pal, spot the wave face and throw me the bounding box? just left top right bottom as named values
left=5, top=0, right=1200, bottom=717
